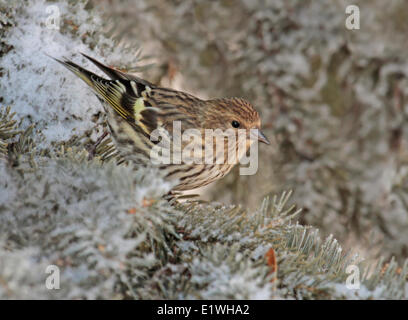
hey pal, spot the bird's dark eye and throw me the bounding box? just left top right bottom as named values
left=231, top=120, right=240, bottom=128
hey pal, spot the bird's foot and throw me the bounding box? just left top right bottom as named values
left=87, top=131, right=109, bottom=161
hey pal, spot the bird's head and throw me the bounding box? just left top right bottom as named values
left=203, top=97, right=270, bottom=146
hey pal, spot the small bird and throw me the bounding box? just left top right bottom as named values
left=53, top=53, right=269, bottom=191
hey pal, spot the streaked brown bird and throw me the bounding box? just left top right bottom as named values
left=53, top=53, right=269, bottom=191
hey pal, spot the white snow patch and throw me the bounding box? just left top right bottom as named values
left=0, top=0, right=141, bottom=145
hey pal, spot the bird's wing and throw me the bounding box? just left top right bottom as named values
left=80, top=52, right=154, bottom=86
left=52, top=55, right=202, bottom=137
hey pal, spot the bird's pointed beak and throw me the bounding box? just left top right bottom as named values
left=250, top=129, right=270, bottom=145
left=258, top=130, right=270, bottom=145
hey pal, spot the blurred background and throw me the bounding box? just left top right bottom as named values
left=84, top=0, right=408, bottom=263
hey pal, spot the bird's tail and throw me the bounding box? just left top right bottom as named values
left=49, top=54, right=139, bottom=121
left=47, top=54, right=103, bottom=89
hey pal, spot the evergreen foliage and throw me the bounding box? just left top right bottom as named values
left=0, top=0, right=407, bottom=299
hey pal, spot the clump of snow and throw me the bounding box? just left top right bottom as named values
left=0, top=154, right=176, bottom=299
left=188, top=245, right=273, bottom=300
left=0, top=0, right=139, bottom=144
left=332, top=283, right=387, bottom=300
left=0, top=247, right=51, bottom=299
